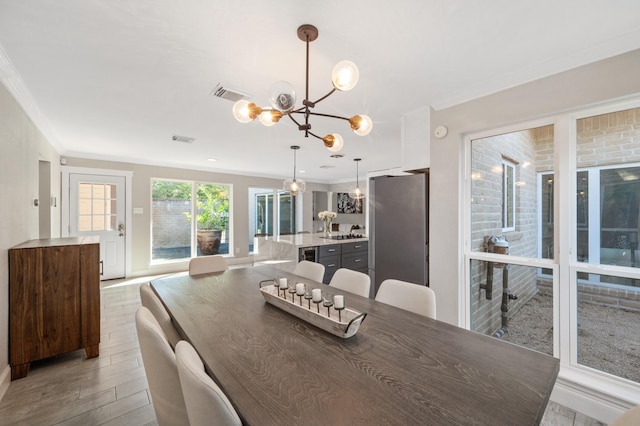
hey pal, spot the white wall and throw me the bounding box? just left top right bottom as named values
left=0, top=82, right=61, bottom=399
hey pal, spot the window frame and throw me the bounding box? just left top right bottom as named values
left=150, top=178, right=233, bottom=263
left=502, top=158, right=516, bottom=232
left=463, top=98, right=640, bottom=410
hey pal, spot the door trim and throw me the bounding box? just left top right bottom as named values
left=61, top=166, right=134, bottom=278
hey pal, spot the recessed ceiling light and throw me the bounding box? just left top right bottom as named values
left=299, top=170, right=306, bottom=174
left=207, top=158, right=217, bottom=162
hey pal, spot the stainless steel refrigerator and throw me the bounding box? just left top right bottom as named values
left=369, top=173, right=429, bottom=295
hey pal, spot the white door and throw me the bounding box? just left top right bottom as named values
left=69, top=173, right=126, bottom=280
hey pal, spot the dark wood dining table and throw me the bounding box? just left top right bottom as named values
left=151, top=265, right=559, bottom=426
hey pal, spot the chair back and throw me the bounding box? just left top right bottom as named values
left=175, top=341, right=242, bottom=426
left=329, top=268, right=371, bottom=298
left=294, top=260, right=325, bottom=282
left=135, top=307, right=189, bottom=426
left=375, top=279, right=436, bottom=319
left=140, top=283, right=181, bottom=349
left=610, top=404, right=640, bottom=426
left=189, top=255, right=228, bottom=275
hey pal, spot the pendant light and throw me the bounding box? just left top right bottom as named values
left=349, top=158, right=364, bottom=200
left=283, top=145, right=306, bottom=196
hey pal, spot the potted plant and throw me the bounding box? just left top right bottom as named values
left=186, top=185, right=229, bottom=255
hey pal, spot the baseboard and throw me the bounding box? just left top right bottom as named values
left=0, top=364, right=10, bottom=402
left=551, top=375, right=638, bottom=423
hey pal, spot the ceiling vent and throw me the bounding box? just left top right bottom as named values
left=171, top=135, right=195, bottom=144
left=319, top=165, right=335, bottom=169
left=210, top=83, right=250, bottom=102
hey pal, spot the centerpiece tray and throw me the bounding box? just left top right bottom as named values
left=259, top=281, right=367, bottom=339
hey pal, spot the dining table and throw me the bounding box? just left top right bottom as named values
left=151, top=265, right=559, bottom=425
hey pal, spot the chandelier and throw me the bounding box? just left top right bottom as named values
left=232, top=24, right=372, bottom=152
left=284, top=145, right=305, bottom=196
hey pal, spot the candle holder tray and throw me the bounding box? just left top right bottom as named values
left=259, top=281, right=367, bottom=339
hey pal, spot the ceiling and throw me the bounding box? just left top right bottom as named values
left=1, top=1, right=639, bottom=183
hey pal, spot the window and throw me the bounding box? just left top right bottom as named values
left=248, top=187, right=296, bottom=253
left=151, top=179, right=231, bottom=261
left=469, top=124, right=555, bottom=356
left=78, top=182, right=117, bottom=231
left=572, top=107, right=640, bottom=382
left=502, top=159, right=516, bottom=231
left=467, top=102, right=640, bottom=397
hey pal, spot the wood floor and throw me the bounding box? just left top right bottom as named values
left=0, top=276, right=158, bottom=426
left=0, top=273, right=604, bottom=426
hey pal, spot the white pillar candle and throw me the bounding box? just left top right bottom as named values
left=333, top=295, right=344, bottom=309
left=312, top=288, right=322, bottom=302
left=279, top=278, right=288, bottom=289
left=296, top=283, right=306, bottom=296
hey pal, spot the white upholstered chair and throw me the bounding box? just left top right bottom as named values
left=294, top=260, right=325, bottom=282
left=329, top=268, right=371, bottom=298
left=175, top=341, right=242, bottom=426
left=610, top=404, right=640, bottom=426
left=375, top=279, right=437, bottom=319
left=135, top=307, right=189, bottom=426
left=139, top=283, right=181, bottom=349
left=188, top=255, right=229, bottom=275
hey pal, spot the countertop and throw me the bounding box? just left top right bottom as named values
left=257, top=233, right=368, bottom=247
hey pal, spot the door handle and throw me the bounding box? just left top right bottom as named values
left=100, top=260, right=104, bottom=276
left=118, top=223, right=125, bottom=237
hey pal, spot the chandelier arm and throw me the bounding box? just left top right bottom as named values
left=287, top=113, right=303, bottom=127
left=306, top=111, right=350, bottom=121
left=310, top=88, right=337, bottom=105
left=305, top=130, right=323, bottom=141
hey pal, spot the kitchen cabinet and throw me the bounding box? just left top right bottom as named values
left=401, top=106, right=430, bottom=172
left=9, top=236, right=101, bottom=380
left=318, top=244, right=341, bottom=283
left=341, top=241, right=369, bottom=275
left=317, top=241, right=369, bottom=284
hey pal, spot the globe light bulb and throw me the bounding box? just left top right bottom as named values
left=268, top=81, right=297, bottom=112
left=331, top=60, right=359, bottom=91
left=259, top=109, right=277, bottom=127
left=353, top=114, right=373, bottom=136
left=324, top=134, right=344, bottom=152
left=232, top=100, right=252, bottom=123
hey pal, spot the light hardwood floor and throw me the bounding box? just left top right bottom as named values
left=0, top=273, right=605, bottom=425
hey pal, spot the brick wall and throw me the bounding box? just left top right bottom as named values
left=152, top=200, right=191, bottom=248
left=577, top=107, right=640, bottom=168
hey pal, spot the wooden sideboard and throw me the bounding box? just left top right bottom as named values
left=9, top=236, right=101, bottom=380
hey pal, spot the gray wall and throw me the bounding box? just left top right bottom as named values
left=63, top=157, right=330, bottom=276
left=430, top=49, right=640, bottom=325
left=0, top=82, right=61, bottom=391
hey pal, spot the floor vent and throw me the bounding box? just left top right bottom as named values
left=211, top=83, right=250, bottom=102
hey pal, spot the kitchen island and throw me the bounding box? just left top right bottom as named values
left=254, top=233, right=368, bottom=284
